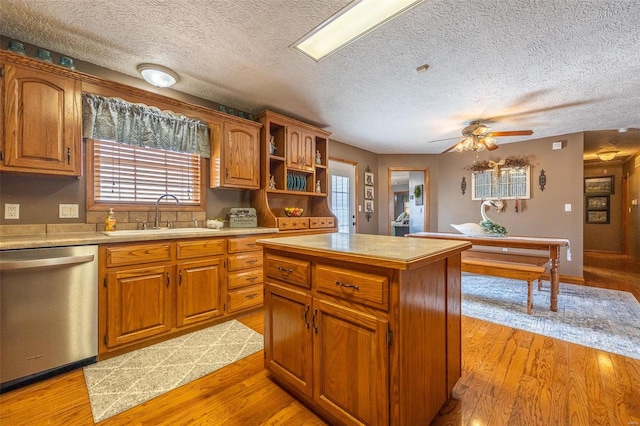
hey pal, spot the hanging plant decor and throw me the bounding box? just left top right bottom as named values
left=466, top=156, right=530, bottom=172
left=413, top=185, right=422, bottom=198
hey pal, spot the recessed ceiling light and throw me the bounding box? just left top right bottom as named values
left=293, top=0, right=424, bottom=61
left=137, top=64, right=179, bottom=88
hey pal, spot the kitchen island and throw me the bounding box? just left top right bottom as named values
left=257, top=233, right=471, bottom=425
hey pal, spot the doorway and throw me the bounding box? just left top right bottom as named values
left=329, top=159, right=357, bottom=233
left=388, top=168, right=429, bottom=236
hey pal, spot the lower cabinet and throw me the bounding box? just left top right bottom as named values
left=177, top=258, right=224, bottom=327
left=265, top=282, right=389, bottom=425
left=100, top=234, right=272, bottom=356
left=106, top=265, right=173, bottom=347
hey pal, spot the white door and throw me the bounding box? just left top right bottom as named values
left=329, top=160, right=356, bottom=233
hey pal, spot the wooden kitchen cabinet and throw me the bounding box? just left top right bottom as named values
left=286, top=126, right=315, bottom=172
left=99, top=233, right=275, bottom=357
left=1, top=59, right=81, bottom=176
left=106, top=265, right=173, bottom=348
left=252, top=110, right=337, bottom=234
left=176, top=258, right=224, bottom=327
left=210, top=118, right=261, bottom=189
left=260, top=234, right=471, bottom=425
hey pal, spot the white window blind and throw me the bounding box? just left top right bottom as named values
left=91, top=139, right=201, bottom=205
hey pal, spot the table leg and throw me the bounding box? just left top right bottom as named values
left=549, top=246, right=560, bottom=311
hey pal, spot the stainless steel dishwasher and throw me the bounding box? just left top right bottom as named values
left=0, top=245, right=98, bottom=392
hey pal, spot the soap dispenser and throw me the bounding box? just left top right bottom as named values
left=105, top=208, right=117, bottom=231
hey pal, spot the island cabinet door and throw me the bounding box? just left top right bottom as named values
left=106, top=265, right=173, bottom=348
left=176, top=258, right=224, bottom=327
left=313, top=299, right=389, bottom=426
left=264, top=282, right=313, bottom=397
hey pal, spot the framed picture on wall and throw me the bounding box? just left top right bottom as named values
left=364, top=199, right=374, bottom=213
left=365, top=186, right=374, bottom=200
left=584, top=176, right=614, bottom=194
left=364, top=171, right=374, bottom=186
left=586, top=210, right=609, bottom=224
left=586, top=195, right=609, bottom=210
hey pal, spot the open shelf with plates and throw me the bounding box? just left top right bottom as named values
left=252, top=111, right=336, bottom=233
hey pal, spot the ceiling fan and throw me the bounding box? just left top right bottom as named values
left=433, top=121, right=533, bottom=153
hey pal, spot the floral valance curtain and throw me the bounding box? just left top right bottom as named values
left=82, top=93, right=210, bottom=158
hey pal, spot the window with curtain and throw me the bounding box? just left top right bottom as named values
left=89, top=139, right=201, bottom=205
left=83, top=93, right=209, bottom=209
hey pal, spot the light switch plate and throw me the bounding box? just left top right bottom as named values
left=4, top=204, right=19, bottom=219
left=59, top=203, right=79, bottom=218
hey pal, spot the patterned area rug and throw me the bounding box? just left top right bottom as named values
left=462, top=274, right=640, bottom=360
left=84, top=320, right=263, bottom=422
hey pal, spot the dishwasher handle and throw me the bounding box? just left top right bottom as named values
left=0, top=254, right=95, bottom=271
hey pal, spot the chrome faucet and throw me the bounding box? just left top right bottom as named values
left=154, top=194, right=179, bottom=229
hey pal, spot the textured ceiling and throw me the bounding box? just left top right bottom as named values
left=1, top=0, right=639, bottom=157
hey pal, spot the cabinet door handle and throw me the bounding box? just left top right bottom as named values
left=312, top=309, right=318, bottom=334
left=277, top=266, right=293, bottom=274
left=179, top=270, right=182, bottom=285
left=166, top=272, right=170, bottom=288
left=303, top=305, right=310, bottom=329
left=336, top=280, right=359, bottom=291
left=67, top=147, right=71, bottom=165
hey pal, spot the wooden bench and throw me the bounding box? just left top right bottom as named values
left=461, top=251, right=548, bottom=314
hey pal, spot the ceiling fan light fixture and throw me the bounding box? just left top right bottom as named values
left=484, top=135, right=497, bottom=147
left=293, top=0, right=424, bottom=61
left=137, top=63, right=179, bottom=88
left=597, top=150, right=618, bottom=161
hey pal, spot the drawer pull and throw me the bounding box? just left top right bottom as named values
left=247, top=243, right=256, bottom=247
left=246, top=276, right=258, bottom=281
left=246, top=293, right=259, bottom=300
left=246, top=259, right=258, bottom=264
left=277, top=266, right=293, bottom=274
left=336, top=280, right=359, bottom=291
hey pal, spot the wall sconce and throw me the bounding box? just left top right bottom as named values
left=596, top=151, right=618, bottom=162
left=137, top=64, right=179, bottom=88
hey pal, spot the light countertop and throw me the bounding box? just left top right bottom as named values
left=257, top=233, right=471, bottom=270
left=0, top=227, right=279, bottom=250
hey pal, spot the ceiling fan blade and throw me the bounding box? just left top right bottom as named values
left=491, top=130, right=533, bottom=137
left=427, top=136, right=460, bottom=144
left=442, top=142, right=460, bottom=153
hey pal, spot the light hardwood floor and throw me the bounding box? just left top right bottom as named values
left=1, top=255, right=638, bottom=425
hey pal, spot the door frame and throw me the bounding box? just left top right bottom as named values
left=387, top=167, right=429, bottom=236
left=329, top=157, right=359, bottom=234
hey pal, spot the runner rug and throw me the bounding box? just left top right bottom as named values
left=83, top=320, right=263, bottom=422
left=462, top=274, right=640, bottom=360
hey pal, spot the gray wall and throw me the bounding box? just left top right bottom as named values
left=623, top=154, right=640, bottom=262
left=329, top=139, right=379, bottom=235
left=437, top=133, right=585, bottom=278
left=584, top=164, right=624, bottom=253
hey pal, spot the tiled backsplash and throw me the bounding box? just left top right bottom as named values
left=0, top=210, right=208, bottom=236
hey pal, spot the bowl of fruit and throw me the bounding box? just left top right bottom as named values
left=284, top=207, right=304, bottom=217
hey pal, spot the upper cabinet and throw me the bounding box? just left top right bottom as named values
left=1, top=58, right=81, bottom=176
left=210, top=118, right=261, bottom=189
left=252, top=110, right=336, bottom=233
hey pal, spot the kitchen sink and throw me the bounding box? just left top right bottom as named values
left=102, top=228, right=222, bottom=237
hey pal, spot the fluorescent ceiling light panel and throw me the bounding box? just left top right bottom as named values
left=294, top=0, right=424, bottom=61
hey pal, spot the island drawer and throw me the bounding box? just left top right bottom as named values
left=265, top=253, right=311, bottom=288
left=105, top=243, right=172, bottom=267
left=228, top=267, right=263, bottom=290
left=315, top=264, right=388, bottom=310
left=228, top=251, right=263, bottom=271
left=228, top=235, right=262, bottom=253
left=227, top=284, right=263, bottom=313
left=176, top=239, right=225, bottom=259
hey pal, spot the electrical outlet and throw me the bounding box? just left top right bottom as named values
left=5, top=204, right=19, bottom=219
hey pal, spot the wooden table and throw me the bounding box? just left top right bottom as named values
left=407, top=232, right=570, bottom=312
